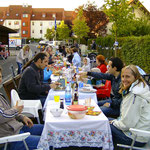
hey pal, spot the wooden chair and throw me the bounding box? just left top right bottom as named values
left=3, top=74, right=21, bottom=102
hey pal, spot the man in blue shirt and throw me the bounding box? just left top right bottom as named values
left=72, top=47, right=81, bottom=68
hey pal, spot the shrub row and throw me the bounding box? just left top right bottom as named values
left=88, top=35, right=150, bottom=73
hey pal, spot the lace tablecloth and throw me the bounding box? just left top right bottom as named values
left=38, top=100, right=113, bottom=150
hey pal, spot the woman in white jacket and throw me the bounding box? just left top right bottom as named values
left=110, top=65, right=150, bottom=148
left=16, top=45, right=32, bottom=74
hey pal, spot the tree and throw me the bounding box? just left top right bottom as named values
left=72, top=8, right=90, bottom=43
left=103, top=0, right=135, bottom=40
left=57, top=21, right=71, bottom=40
left=44, top=28, right=55, bottom=41
left=82, top=2, right=109, bottom=37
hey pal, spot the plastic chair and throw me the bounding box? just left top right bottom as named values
left=117, top=128, right=150, bottom=150
left=11, top=89, right=42, bottom=124
left=0, top=132, right=30, bottom=150
left=95, top=80, right=111, bottom=99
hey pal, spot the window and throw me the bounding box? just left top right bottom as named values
left=22, top=22, right=28, bottom=27
left=23, top=30, right=28, bottom=34
left=23, top=22, right=25, bottom=26
left=40, top=22, right=42, bottom=26
left=7, top=13, right=9, bottom=16
left=14, top=21, right=19, bottom=25
left=23, top=14, right=28, bottom=18
left=32, top=14, right=35, bottom=17
left=42, top=14, right=46, bottom=17
left=32, top=22, right=34, bottom=26
left=16, top=14, right=19, bottom=16
left=40, top=30, right=42, bottom=34
left=32, top=30, right=34, bottom=33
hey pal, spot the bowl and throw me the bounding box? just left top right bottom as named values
left=67, top=105, right=87, bottom=119
left=50, top=108, right=63, bottom=117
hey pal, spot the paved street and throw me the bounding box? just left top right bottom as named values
left=0, top=43, right=39, bottom=98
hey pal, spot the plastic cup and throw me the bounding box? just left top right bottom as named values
left=18, top=100, right=24, bottom=106
left=54, top=96, right=60, bottom=102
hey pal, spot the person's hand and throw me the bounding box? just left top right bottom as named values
left=23, top=116, right=33, bottom=128
left=13, top=101, right=24, bottom=114
left=50, top=82, right=61, bottom=89
left=103, top=102, right=110, bottom=107
left=78, top=72, right=88, bottom=78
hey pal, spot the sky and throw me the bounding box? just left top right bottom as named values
left=0, top=0, right=150, bottom=11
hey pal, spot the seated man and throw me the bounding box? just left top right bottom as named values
left=0, top=66, right=43, bottom=150
left=79, top=57, right=124, bottom=117
left=18, top=52, right=58, bottom=106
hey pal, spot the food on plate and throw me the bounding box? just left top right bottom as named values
left=86, top=110, right=101, bottom=116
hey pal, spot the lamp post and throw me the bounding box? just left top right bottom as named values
left=52, top=14, right=57, bottom=41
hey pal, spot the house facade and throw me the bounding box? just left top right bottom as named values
left=0, top=4, right=74, bottom=40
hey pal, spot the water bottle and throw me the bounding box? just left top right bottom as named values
left=65, top=82, right=72, bottom=105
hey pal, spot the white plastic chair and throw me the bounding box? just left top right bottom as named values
left=0, top=132, right=30, bottom=150
left=11, top=89, right=42, bottom=124
left=117, top=128, right=150, bottom=150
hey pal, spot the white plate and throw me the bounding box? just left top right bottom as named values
left=79, top=88, right=97, bottom=93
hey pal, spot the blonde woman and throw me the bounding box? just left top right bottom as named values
left=110, top=65, right=150, bottom=148
left=16, top=45, right=32, bottom=74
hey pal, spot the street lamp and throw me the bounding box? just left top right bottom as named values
left=52, top=14, right=56, bottom=41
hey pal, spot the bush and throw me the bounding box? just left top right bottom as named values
left=90, top=35, right=150, bottom=73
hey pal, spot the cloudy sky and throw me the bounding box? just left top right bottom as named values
left=0, top=0, right=150, bottom=11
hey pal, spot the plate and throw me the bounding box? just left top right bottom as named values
left=54, top=86, right=65, bottom=91
left=79, top=88, right=97, bottom=93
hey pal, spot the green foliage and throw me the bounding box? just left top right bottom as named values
left=93, top=35, right=150, bottom=73
left=104, top=0, right=135, bottom=39
left=57, top=21, right=71, bottom=40
left=44, top=28, right=55, bottom=40
left=72, top=8, right=90, bottom=41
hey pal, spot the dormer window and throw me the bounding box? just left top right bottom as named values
left=42, top=14, right=46, bottom=18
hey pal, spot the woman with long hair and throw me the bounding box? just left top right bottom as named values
left=16, top=45, right=32, bottom=74
left=110, top=65, right=150, bottom=148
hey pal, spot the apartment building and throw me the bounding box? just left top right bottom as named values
left=0, top=4, right=74, bottom=40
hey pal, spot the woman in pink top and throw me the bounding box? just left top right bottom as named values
left=96, top=55, right=107, bottom=73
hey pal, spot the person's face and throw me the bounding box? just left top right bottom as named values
left=0, top=72, right=2, bottom=84
left=83, top=58, right=87, bottom=65
left=39, top=56, right=49, bottom=70
left=107, top=61, right=116, bottom=75
left=96, top=58, right=100, bottom=65
left=121, top=68, right=135, bottom=89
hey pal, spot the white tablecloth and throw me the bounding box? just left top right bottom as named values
left=38, top=100, right=113, bottom=150
left=43, top=89, right=97, bottom=110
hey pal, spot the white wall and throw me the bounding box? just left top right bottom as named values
left=30, top=20, right=61, bottom=40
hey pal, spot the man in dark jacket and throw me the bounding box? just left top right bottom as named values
left=79, top=57, right=124, bottom=117
left=18, top=52, right=58, bottom=106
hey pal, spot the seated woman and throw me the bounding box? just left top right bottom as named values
left=82, top=57, right=91, bottom=72
left=96, top=55, right=107, bottom=73
left=110, top=65, right=150, bottom=148
left=0, top=66, right=43, bottom=150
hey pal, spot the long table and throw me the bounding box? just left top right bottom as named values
left=38, top=99, right=113, bottom=150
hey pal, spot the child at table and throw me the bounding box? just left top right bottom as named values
left=82, top=57, right=91, bottom=72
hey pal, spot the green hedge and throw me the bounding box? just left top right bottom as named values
left=91, top=35, right=150, bottom=73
